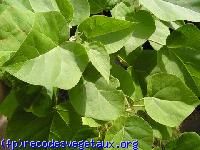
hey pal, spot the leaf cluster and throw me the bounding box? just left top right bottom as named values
left=0, top=0, right=200, bottom=149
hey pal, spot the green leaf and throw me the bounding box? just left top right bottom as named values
left=7, top=102, right=95, bottom=144
left=50, top=103, right=83, bottom=141
left=6, top=109, right=52, bottom=140
left=69, top=77, right=125, bottom=121
left=78, top=16, right=134, bottom=54
left=124, top=10, right=155, bottom=53
left=133, top=50, right=158, bottom=96
left=4, top=42, right=89, bottom=90
left=85, top=42, right=110, bottom=82
left=111, top=3, right=156, bottom=53
left=158, top=24, right=200, bottom=96
left=149, top=20, right=170, bottom=50
left=88, top=0, right=107, bottom=14
left=165, top=132, right=200, bottom=150
left=0, top=4, right=35, bottom=65
left=144, top=73, right=200, bottom=127
left=139, top=0, right=200, bottom=22
left=105, top=115, right=153, bottom=150
left=4, top=0, right=74, bottom=23
left=0, top=3, right=71, bottom=68
left=111, top=2, right=132, bottom=20
left=111, top=64, right=135, bottom=98
left=88, top=0, right=120, bottom=14
left=68, top=0, right=90, bottom=26
left=0, top=90, right=18, bottom=118
left=138, top=111, right=172, bottom=140
left=14, top=85, right=52, bottom=117
left=153, top=148, right=162, bottom=150
left=82, top=117, right=103, bottom=127
left=164, top=0, right=200, bottom=13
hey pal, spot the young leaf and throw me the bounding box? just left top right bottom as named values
left=144, top=73, right=200, bottom=127
left=139, top=0, right=200, bottom=22
left=105, top=115, right=153, bottom=150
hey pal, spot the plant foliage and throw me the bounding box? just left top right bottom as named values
left=0, top=0, right=200, bottom=149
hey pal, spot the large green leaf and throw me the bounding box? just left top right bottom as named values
left=165, top=132, right=200, bottom=150
left=85, top=42, right=110, bottom=82
left=78, top=16, right=134, bottom=54
left=158, top=24, right=200, bottom=96
left=5, top=42, right=89, bottom=90
left=139, top=0, right=200, bottom=22
left=105, top=115, right=153, bottom=150
left=69, top=77, right=125, bottom=121
left=0, top=2, right=70, bottom=64
left=1, top=2, right=88, bottom=90
left=144, top=73, right=199, bottom=127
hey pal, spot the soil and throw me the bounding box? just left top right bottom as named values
left=180, top=108, right=200, bottom=135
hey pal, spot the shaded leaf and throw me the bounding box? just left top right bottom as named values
left=165, top=132, right=200, bottom=150
left=6, top=109, right=52, bottom=140
left=111, top=64, right=135, bottom=98
left=105, top=115, right=153, bottom=150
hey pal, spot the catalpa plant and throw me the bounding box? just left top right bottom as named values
left=0, top=0, right=200, bottom=149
